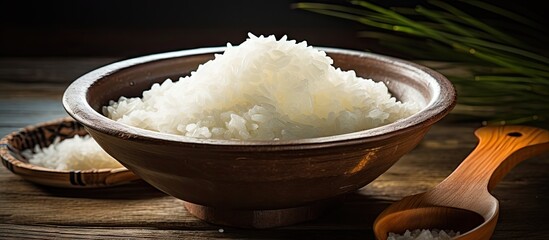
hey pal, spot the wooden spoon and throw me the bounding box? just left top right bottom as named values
left=373, top=125, right=549, bottom=240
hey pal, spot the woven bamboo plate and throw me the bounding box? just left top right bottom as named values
left=0, top=116, right=140, bottom=188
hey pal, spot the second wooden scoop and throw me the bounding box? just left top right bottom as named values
left=373, top=125, right=549, bottom=240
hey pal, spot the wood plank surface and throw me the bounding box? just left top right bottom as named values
left=1, top=58, right=548, bottom=239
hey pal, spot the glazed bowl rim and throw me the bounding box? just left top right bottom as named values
left=62, top=46, right=456, bottom=148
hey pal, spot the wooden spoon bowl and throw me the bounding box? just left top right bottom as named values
left=374, top=125, right=549, bottom=239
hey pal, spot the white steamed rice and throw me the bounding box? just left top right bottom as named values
left=103, top=33, right=419, bottom=140
left=22, top=135, right=123, bottom=171
left=388, top=229, right=460, bottom=240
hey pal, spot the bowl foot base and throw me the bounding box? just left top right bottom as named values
left=183, top=200, right=331, bottom=228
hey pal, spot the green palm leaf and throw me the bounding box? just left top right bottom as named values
left=293, top=1, right=549, bottom=125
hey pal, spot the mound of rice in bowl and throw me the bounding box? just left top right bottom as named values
left=103, top=33, right=419, bottom=140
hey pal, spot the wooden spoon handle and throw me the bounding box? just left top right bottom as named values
left=437, top=125, right=549, bottom=193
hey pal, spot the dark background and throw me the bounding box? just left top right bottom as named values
left=1, top=0, right=547, bottom=58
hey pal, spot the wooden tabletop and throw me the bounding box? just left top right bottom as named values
left=1, top=58, right=548, bottom=239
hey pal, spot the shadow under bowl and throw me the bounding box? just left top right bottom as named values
left=62, top=47, right=456, bottom=228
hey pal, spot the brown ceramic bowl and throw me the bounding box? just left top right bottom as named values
left=62, top=47, right=456, bottom=228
